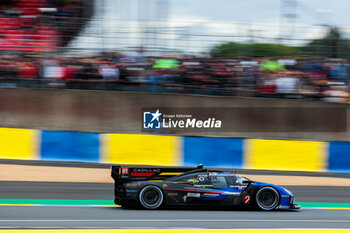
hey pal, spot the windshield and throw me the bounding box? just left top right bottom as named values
left=166, top=172, right=207, bottom=182
left=167, top=172, right=250, bottom=185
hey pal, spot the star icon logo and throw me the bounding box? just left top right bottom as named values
left=142, top=109, right=162, bottom=129
left=151, top=109, right=162, bottom=122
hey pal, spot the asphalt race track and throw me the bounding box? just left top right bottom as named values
left=1, top=181, right=350, bottom=203
left=1, top=206, right=350, bottom=229
left=0, top=181, right=350, bottom=229
left=1, top=160, right=350, bottom=230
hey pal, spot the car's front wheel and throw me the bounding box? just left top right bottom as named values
left=256, top=187, right=280, bottom=211
left=138, top=185, right=164, bottom=209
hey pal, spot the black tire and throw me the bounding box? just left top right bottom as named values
left=138, top=185, right=164, bottom=210
left=256, top=187, right=280, bottom=211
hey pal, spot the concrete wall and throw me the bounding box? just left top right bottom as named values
left=0, top=88, right=348, bottom=141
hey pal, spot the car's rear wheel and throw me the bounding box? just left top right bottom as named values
left=256, top=187, right=280, bottom=211
left=139, top=185, right=164, bottom=209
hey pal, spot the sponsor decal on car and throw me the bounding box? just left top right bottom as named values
left=229, top=185, right=246, bottom=190
left=126, top=183, right=138, bottom=187
left=187, top=193, right=201, bottom=198
left=167, top=193, right=178, bottom=196
left=121, top=168, right=129, bottom=178
left=222, top=191, right=241, bottom=195
left=122, top=168, right=129, bottom=175
left=164, top=188, right=221, bottom=194
left=133, top=168, right=161, bottom=173
left=202, top=193, right=220, bottom=197
left=242, top=195, right=251, bottom=204
left=198, top=175, right=206, bottom=182
left=131, top=172, right=155, bottom=177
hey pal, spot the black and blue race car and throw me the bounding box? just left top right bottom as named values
left=111, top=165, right=300, bottom=211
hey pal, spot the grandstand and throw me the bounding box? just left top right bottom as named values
left=0, top=0, right=92, bottom=52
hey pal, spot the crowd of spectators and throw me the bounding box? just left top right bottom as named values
left=0, top=1, right=348, bottom=102
left=0, top=51, right=350, bottom=102
left=0, top=0, right=348, bottom=103
left=0, top=0, right=89, bottom=51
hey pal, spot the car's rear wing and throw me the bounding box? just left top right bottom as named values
left=111, top=165, right=202, bottom=182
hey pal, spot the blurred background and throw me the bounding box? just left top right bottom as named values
left=1, top=2, right=350, bottom=228
left=0, top=0, right=350, bottom=101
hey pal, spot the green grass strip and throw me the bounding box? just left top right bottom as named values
left=0, top=199, right=114, bottom=205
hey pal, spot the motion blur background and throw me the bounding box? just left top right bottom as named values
left=0, top=0, right=350, bottom=100
left=0, top=0, right=350, bottom=171
left=0, top=0, right=349, bottom=177
left=1, top=1, right=350, bottom=230
left=0, top=0, right=350, bottom=231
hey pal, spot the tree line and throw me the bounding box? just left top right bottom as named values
left=210, top=27, right=350, bottom=59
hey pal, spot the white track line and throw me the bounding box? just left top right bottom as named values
left=0, top=219, right=350, bottom=223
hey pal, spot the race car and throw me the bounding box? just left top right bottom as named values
left=111, top=165, right=300, bottom=210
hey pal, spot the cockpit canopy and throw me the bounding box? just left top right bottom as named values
left=167, top=171, right=250, bottom=188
